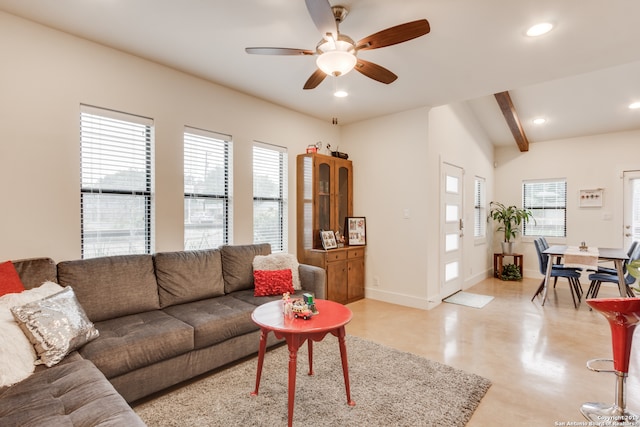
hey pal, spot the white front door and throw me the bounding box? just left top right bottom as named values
left=441, top=162, right=464, bottom=298
left=623, top=170, right=640, bottom=248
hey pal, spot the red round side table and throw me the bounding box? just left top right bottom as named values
left=250, top=299, right=355, bottom=427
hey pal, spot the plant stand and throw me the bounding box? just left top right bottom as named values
left=493, top=253, right=523, bottom=280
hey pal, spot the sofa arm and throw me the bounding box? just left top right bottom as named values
left=298, top=264, right=326, bottom=300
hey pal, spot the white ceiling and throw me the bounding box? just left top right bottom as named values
left=1, top=0, right=639, bottom=146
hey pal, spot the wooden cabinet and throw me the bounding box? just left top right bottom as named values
left=296, top=153, right=364, bottom=304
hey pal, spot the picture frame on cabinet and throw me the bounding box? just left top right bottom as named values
left=345, top=217, right=366, bottom=246
left=320, top=230, right=338, bottom=250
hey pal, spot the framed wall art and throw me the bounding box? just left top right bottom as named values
left=320, top=230, right=338, bottom=250
left=345, top=217, right=366, bottom=246
left=579, top=188, right=604, bottom=208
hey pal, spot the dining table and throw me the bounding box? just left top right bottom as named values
left=535, top=245, right=629, bottom=305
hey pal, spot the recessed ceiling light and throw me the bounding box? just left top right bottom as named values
left=533, top=118, right=546, bottom=125
left=629, top=102, right=640, bottom=110
left=526, top=22, right=553, bottom=37
left=334, top=90, right=348, bottom=98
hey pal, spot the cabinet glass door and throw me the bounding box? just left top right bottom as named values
left=317, top=161, right=331, bottom=240
left=337, top=165, right=350, bottom=235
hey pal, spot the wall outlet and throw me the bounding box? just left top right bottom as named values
left=373, top=276, right=380, bottom=287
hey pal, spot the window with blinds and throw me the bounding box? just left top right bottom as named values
left=253, top=142, right=287, bottom=252
left=184, top=127, right=233, bottom=250
left=80, top=105, right=153, bottom=258
left=523, top=179, right=567, bottom=237
left=474, top=176, right=486, bottom=238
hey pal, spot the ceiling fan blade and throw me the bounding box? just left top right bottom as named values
left=305, top=0, right=338, bottom=40
left=354, top=59, right=398, bottom=84
left=245, top=47, right=314, bottom=56
left=356, top=19, right=430, bottom=51
left=303, top=69, right=327, bottom=90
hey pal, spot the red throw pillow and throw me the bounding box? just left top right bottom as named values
left=0, top=261, right=26, bottom=297
left=253, top=269, right=294, bottom=297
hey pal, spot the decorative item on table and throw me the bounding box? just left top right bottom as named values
left=320, top=229, right=338, bottom=250
left=330, top=146, right=349, bottom=159
left=306, top=144, right=318, bottom=154
left=303, top=292, right=319, bottom=315
left=345, top=217, right=366, bottom=246
left=579, top=241, right=589, bottom=252
left=334, top=230, right=345, bottom=248
left=282, top=292, right=294, bottom=319
left=291, top=298, right=314, bottom=320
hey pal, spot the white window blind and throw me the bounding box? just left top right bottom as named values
left=253, top=142, right=288, bottom=252
left=474, top=176, right=486, bottom=238
left=523, top=179, right=567, bottom=237
left=80, top=105, right=153, bottom=258
left=184, top=127, right=233, bottom=250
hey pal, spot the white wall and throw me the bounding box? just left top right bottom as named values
left=494, top=129, right=640, bottom=278
left=0, top=11, right=338, bottom=262
left=340, top=102, right=495, bottom=309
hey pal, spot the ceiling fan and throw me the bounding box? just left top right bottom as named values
left=245, top=0, right=430, bottom=90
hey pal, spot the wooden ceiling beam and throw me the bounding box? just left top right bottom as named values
left=494, top=91, right=529, bottom=152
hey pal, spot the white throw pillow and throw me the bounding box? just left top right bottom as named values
left=0, top=281, right=63, bottom=387
left=253, top=253, right=301, bottom=290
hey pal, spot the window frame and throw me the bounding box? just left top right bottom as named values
left=474, top=176, right=487, bottom=241
left=80, top=105, right=154, bottom=259
left=522, top=178, right=567, bottom=238
left=183, top=126, right=233, bottom=250
left=252, top=141, right=288, bottom=253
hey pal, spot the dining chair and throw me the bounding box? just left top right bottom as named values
left=588, top=241, right=638, bottom=276
left=535, top=237, right=583, bottom=298
left=585, top=244, right=640, bottom=299
left=531, top=238, right=583, bottom=308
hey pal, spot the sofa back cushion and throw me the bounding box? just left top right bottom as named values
left=220, top=244, right=271, bottom=293
left=12, top=258, right=57, bottom=289
left=57, top=255, right=160, bottom=322
left=154, top=249, right=225, bottom=308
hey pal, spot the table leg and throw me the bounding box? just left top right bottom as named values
left=336, top=327, right=356, bottom=407
left=286, top=335, right=302, bottom=427
left=251, top=329, right=268, bottom=396
left=541, top=254, right=553, bottom=306
left=308, top=339, right=314, bottom=376
left=614, top=259, right=627, bottom=297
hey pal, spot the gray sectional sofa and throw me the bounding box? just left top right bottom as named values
left=0, top=244, right=326, bottom=426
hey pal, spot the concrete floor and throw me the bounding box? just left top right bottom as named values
left=345, top=276, right=640, bottom=426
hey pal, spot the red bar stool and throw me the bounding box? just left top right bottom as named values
left=581, top=297, right=640, bottom=423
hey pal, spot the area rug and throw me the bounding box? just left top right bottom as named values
left=443, top=291, right=495, bottom=309
left=134, top=336, right=491, bottom=427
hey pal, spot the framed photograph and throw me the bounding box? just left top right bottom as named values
left=579, top=188, right=604, bottom=208
left=345, top=217, right=366, bottom=246
left=320, top=230, right=338, bottom=250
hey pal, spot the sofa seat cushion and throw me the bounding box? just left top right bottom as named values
left=162, top=295, right=258, bottom=349
left=0, top=358, right=145, bottom=427
left=154, top=249, right=225, bottom=308
left=220, top=244, right=271, bottom=293
left=78, top=311, right=194, bottom=379
left=57, top=255, right=160, bottom=322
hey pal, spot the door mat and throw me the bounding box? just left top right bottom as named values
left=444, top=291, right=494, bottom=309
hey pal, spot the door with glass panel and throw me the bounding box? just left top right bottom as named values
left=441, top=162, right=464, bottom=298
left=623, top=171, right=640, bottom=249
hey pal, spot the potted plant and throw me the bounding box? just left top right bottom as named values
left=488, top=201, right=535, bottom=254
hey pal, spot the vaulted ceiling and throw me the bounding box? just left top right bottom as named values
left=1, top=0, right=639, bottom=146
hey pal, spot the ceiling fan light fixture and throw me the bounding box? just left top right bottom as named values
left=334, top=90, right=349, bottom=98
left=629, top=102, right=640, bottom=110
left=526, top=22, right=553, bottom=37
left=316, top=51, right=357, bottom=76
left=533, top=117, right=546, bottom=125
